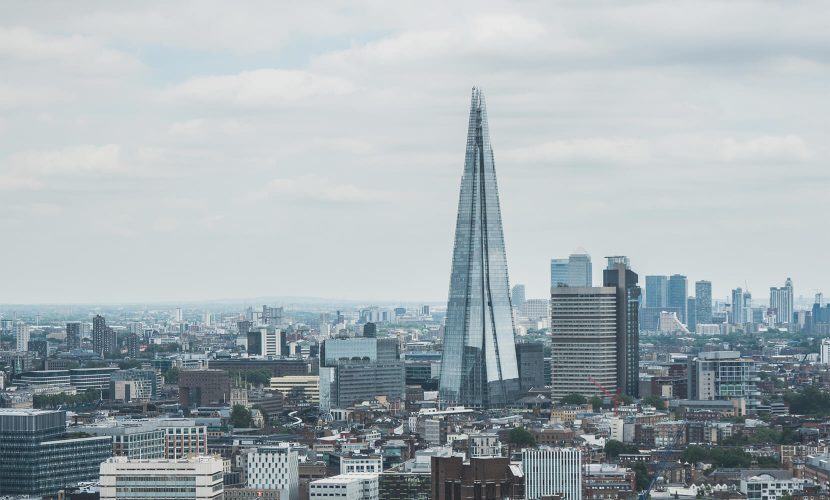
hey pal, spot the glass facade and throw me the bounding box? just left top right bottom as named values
left=439, top=88, right=519, bottom=408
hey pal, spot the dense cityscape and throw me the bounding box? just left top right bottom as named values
left=1, top=86, right=829, bottom=500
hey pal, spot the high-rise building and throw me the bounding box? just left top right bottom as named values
left=319, top=361, right=405, bottom=411
left=550, top=287, right=618, bottom=400
left=821, top=338, right=830, bottom=365
left=568, top=249, right=592, bottom=287
left=246, top=444, right=299, bottom=500
left=0, top=409, right=112, bottom=496
left=550, top=259, right=569, bottom=288
left=603, top=256, right=641, bottom=398
left=363, top=322, right=378, bottom=338
left=687, top=297, right=697, bottom=332
left=522, top=447, right=582, bottom=500
left=92, top=315, right=117, bottom=357
left=731, top=288, right=745, bottom=324
left=645, top=275, right=668, bottom=308
left=515, top=342, right=545, bottom=393
left=66, top=322, right=82, bottom=350
left=520, top=298, right=551, bottom=321
left=668, top=275, right=688, bottom=323
left=695, top=281, right=713, bottom=325
left=262, top=305, right=284, bottom=326
left=247, top=326, right=287, bottom=357
left=439, top=88, right=519, bottom=408
left=14, top=322, right=30, bottom=353
left=770, top=278, right=794, bottom=325
left=511, top=284, right=526, bottom=309
left=100, top=456, right=224, bottom=500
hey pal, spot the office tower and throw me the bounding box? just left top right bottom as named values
left=521, top=298, right=551, bottom=321
left=688, top=351, right=760, bottom=415
left=319, top=337, right=404, bottom=411
left=92, top=314, right=117, bottom=357
left=551, top=259, right=569, bottom=288
left=439, top=87, right=519, bottom=408
left=363, top=322, right=378, bottom=338
left=262, top=305, right=284, bottom=326
left=14, top=322, right=29, bottom=352
left=247, top=326, right=287, bottom=357
left=550, top=287, right=618, bottom=400
left=668, top=275, right=688, bottom=323
left=100, top=456, right=224, bottom=500
left=568, top=249, right=592, bottom=287
left=695, top=281, right=713, bottom=325
left=515, top=342, right=545, bottom=393
left=175, top=307, right=183, bottom=322
left=604, top=256, right=641, bottom=398
left=76, top=420, right=165, bottom=458
left=126, top=333, right=140, bottom=357
left=27, top=339, right=47, bottom=360
left=821, top=338, right=830, bottom=364
left=743, top=291, right=753, bottom=325
left=522, top=447, right=582, bottom=500
left=178, top=369, right=231, bottom=407
left=687, top=297, right=697, bottom=332
left=66, top=322, right=82, bottom=350
left=110, top=369, right=159, bottom=402
left=731, top=288, right=745, bottom=324
left=0, top=409, right=112, bottom=496
left=511, top=284, right=526, bottom=308
left=246, top=444, right=299, bottom=500
left=770, top=278, right=794, bottom=324
left=645, top=275, right=668, bottom=308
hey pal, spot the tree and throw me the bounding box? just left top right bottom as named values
left=604, top=440, right=640, bottom=459
left=164, top=367, right=180, bottom=384
left=641, top=395, right=666, bottom=410
left=561, top=393, right=587, bottom=405
left=590, top=396, right=603, bottom=412
left=231, top=404, right=252, bottom=428
left=508, top=427, right=536, bottom=447
left=633, top=462, right=651, bottom=491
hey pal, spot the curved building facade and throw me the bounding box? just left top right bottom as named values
left=439, top=88, right=519, bottom=408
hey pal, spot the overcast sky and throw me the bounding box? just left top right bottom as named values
left=1, top=1, right=828, bottom=305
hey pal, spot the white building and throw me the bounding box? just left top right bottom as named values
left=310, top=474, right=379, bottom=500
left=821, top=338, right=830, bottom=365
left=523, top=447, right=582, bottom=500
left=468, top=432, right=502, bottom=457
left=155, top=418, right=209, bottom=459
left=246, top=443, right=299, bottom=500
left=521, top=299, right=551, bottom=321
left=15, top=322, right=30, bottom=352
left=739, top=471, right=800, bottom=500
left=99, top=455, right=224, bottom=500
left=340, top=455, right=383, bottom=474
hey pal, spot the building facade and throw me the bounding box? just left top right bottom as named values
left=99, top=456, right=224, bottom=500
left=439, top=88, right=520, bottom=408
left=695, top=281, right=713, bottom=325
left=667, top=275, right=688, bottom=324
left=246, top=444, right=299, bottom=500
left=522, top=447, right=582, bottom=500
left=603, top=257, right=641, bottom=398
left=550, top=287, right=618, bottom=400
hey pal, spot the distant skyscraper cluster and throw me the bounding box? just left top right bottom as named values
left=550, top=249, right=592, bottom=288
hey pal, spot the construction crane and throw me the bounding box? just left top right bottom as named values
left=588, top=376, right=623, bottom=416
left=640, top=426, right=686, bottom=500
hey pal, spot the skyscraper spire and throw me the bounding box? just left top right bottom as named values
left=439, top=88, right=519, bottom=408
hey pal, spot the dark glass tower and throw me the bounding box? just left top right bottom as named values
left=439, top=88, right=519, bottom=408
left=603, top=256, right=641, bottom=398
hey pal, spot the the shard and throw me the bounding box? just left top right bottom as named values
left=439, top=87, right=519, bottom=408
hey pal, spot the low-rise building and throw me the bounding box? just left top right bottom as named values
left=99, top=455, right=224, bottom=500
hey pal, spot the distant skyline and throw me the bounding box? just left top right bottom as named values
left=1, top=1, right=829, bottom=304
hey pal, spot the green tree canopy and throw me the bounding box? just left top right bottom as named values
left=641, top=395, right=666, bottom=410
left=604, top=440, right=640, bottom=459
left=561, top=393, right=587, bottom=405
left=508, top=427, right=536, bottom=447
left=231, top=404, right=252, bottom=428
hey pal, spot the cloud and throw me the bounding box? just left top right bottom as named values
left=718, top=135, right=812, bottom=163
left=161, top=70, right=356, bottom=109
left=0, top=144, right=125, bottom=190
left=501, top=138, right=650, bottom=164
left=257, top=175, right=395, bottom=204
left=0, top=26, right=142, bottom=75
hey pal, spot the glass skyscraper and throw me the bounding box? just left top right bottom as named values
left=668, top=274, right=688, bottom=323
left=645, top=275, right=668, bottom=308
left=439, top=88, right=519, bottom=408
left=550, top=258, right=569, bottom=288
